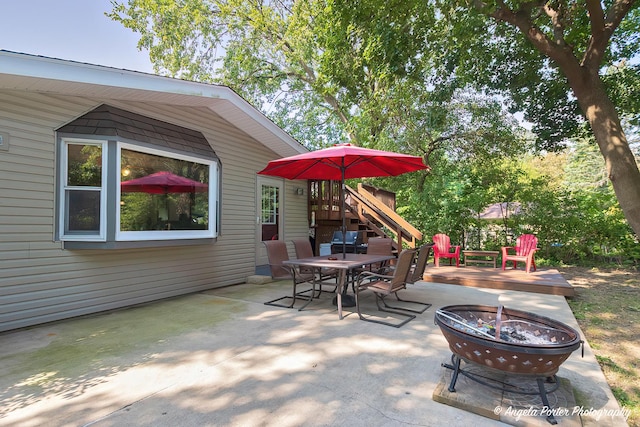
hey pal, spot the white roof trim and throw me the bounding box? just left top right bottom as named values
left=0, top=50, right=308, bottom=157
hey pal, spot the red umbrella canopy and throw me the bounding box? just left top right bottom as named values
left=257, top=143, right=428, bottom=180
left=121, top=171, right=208, bottom=194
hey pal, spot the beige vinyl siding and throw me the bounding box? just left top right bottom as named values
left=282, top=180, right=312, bottom=243
left=0, top=90, right=308, bottom=332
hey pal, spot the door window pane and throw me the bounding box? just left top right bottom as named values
left=261, top=184, right=279, bottom=241
left=261, top=185, right=278, bottom=224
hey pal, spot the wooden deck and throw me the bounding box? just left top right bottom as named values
left=421, top=265, right=575, bottom=297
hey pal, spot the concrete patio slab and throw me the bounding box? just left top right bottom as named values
left=0, top=280, right=629, bottom=426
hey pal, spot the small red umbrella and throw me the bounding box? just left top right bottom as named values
left=121, top=171, right=208, bottom=194
left=121, top=171, right=208, bottom=224
left=258, top=143, right=428, bottom=257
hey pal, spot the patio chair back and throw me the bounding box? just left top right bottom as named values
left=516, top=234, right=538, bottom=256
left=292, top=238, right=314, bottom=258
left=432, top=234, right=461, bottom=267
left=292, top=238, right=338, bottom=293
left=433, top=234, right=452, bottom=254
left=388, top=249, right=416, bottom=292
left=292, top=238, right=318, bottom=276
left=366, top=237, right=393, bottom=255
left=263, top=240, right=292, bottom=279
left=408, top=243, right=434, bottom=284
left=364, top=237, right=394, bottom=273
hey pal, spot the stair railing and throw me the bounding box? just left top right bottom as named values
left=345, top=184, right=423, bottom=250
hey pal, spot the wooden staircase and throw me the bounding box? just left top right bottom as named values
left=308, top=180, right=422, bottom=254
left=345, top=184, right=422, bottom=252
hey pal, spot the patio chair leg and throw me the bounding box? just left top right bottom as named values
left=316, top=277, right=338, bottom=297
left=381, top=292, right=431, bottom=314
left=355, top=292, right=415, bottom=328
left=264, top=281, right=315, bottom=309
left=374, top=295, right=416, bottom=327
left=301, top=272, right=341, bottom=310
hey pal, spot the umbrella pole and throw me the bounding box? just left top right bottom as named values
left=341, top=167, right=346, bottom=259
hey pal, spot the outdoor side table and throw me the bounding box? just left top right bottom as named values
left=462, top=250, right=499, bottom=268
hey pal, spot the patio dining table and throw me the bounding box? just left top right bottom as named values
left=283, top=253, right=395, bottom=319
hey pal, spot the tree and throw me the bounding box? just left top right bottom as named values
left=108, top=0, right=526, bottom=170
left=108, top=0, right=432, bottom=148
left=433, top=1, right=640, bottom=236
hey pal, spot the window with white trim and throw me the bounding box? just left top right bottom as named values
left=56, top=105, right=220, bottom=248
left=58, top=138, right=219, bottom=246
left=117, top=143, right=216, bottom=241
left=60, top=140, right=107, bottom=240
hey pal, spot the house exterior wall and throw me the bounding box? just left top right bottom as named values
left=281, top=179, right=313, bottom=259
left=0, top=90, right=308, bottom=332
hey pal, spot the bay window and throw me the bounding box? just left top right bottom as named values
left=56, top=105, right=220, bottom=249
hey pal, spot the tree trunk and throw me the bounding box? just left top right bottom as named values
left=569, top=70, right=640, bottom=236
left=487, top=1, right=640, bottom=237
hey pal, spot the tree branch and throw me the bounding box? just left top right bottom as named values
left=542, top=3, right=566, bottom=47
left=489, top=3, right=581, bottom=74
left=583, top=0, right=636, bottom=67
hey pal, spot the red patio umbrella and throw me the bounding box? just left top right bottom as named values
left=258, top=143, right=428, bottom=257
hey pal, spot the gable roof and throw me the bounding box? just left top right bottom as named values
left=0, top=50, right=307, bottom=158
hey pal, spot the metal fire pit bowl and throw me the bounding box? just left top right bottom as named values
left=435, top=305, right=583, bottom=424
left=435, top=304, right=582, bottom=377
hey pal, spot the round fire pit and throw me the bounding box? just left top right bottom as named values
left=435, top=304, right=582, bottom=376
left=435, top=305, right=583, bottom=425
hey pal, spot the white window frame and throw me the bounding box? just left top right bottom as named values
left=116, top=142, right=218, bottom=241
left=58, top=138, right=219, bottom=244
left=59, top=139, right=107, bottom=241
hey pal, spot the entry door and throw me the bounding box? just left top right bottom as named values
left=256, top=176, right=284, bottom=266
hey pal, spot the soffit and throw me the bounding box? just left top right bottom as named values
left=0, top=51, right=308, bottom=158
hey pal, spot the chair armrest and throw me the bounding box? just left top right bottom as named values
left=378, top=265, right=395, bottom=275
left=501, top=246, right=515, bottom=256
left=356, top=270, right=393, bottom=284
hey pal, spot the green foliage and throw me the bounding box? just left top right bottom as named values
left=108, top=0, right=639, bottom=261
left=433, top=1, right=640, bottom=150
left=603, top=62, right=640, bottom=127
left=108, top=0, right=526, bottom=160
left=395, top=135, right=638, bottom=266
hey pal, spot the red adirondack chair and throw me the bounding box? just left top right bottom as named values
left=432, top=234, right=461, bottom=267
left=501, top=234, right=538, bottom=273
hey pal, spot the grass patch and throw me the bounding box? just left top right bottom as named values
left=562, top=266, right=640, bottom=427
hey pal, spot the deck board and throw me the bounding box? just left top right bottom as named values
left=421, top=265, right=575, bottom=297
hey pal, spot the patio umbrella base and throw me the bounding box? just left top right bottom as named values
left=333, top=294, right=356, bottom=307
